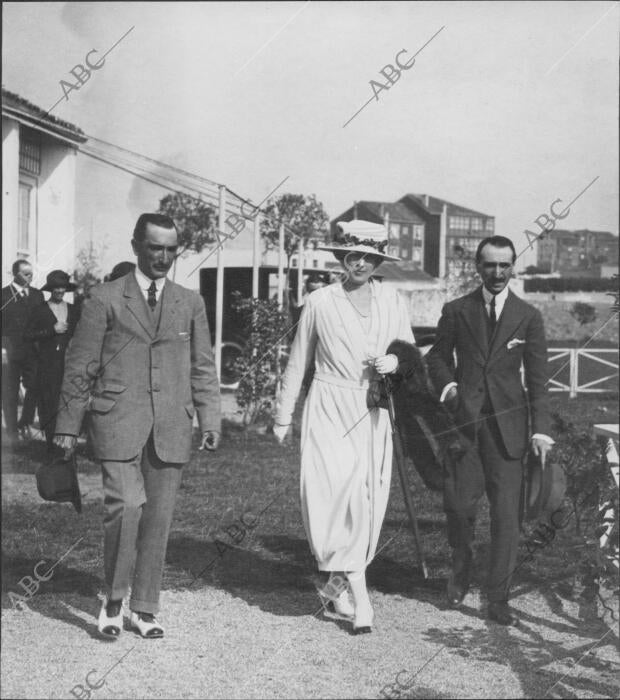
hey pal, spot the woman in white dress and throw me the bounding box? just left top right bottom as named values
left=274, top=220, right=415, bottom=633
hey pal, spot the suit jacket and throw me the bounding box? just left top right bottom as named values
left=1, top=284, right=45, bottom=359
left=24, top=301, right=79, bottom=355
left=426, top=286, right=551, bottom=459
left=55, top=273, right=221, bottom=463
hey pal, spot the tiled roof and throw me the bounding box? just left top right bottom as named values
left=376, top=262, right=436, bottom=283
left=400, top=193, right=492, bottom=218
left=357, top=201, right=425, bottom=225
left=2, top=88, right=87, bottom=143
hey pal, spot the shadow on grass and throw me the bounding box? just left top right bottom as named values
left=423, top=620, right=619, bottom=699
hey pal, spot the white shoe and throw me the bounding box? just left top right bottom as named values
left=129, top=611, right=164, bottom=638
left=97, top=597, right=123, bottom=639
left=319, top=587, right=355, bottom=621
left=352, top=601, right=374, bottom=634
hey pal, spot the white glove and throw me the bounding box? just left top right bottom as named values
left=273, top=423, right=291, bottom=444
left=373, top=354, right=398, bottom=375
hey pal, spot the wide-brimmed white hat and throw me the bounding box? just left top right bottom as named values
left=318, top=220, right=400, bottom=261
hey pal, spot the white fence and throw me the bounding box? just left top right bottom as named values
left=546, top=348, right=619, bottom=398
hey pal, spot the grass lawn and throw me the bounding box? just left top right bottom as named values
left=1, top=392, right=618, bottom=698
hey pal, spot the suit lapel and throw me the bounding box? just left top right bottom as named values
left=124, top=274, right=156, bottom=340
left=157, top=280, right=181, bottom=337
left=460, top=288, right=489, bottom=360
left=488, top=291, right=524, bottom=358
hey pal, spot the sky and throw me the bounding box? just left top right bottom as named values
left=2, top=0, right=618, bottom=276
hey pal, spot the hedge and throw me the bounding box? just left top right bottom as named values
left=524, top=278, right=618, bottom=293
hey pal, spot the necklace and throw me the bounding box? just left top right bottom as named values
left=343, top=285, right=371, bottom=318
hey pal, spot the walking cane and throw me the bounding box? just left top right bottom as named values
left=383, top=375, right=429, bottom=580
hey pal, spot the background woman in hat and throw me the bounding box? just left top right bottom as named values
left=274, top=220, right=415, bottom=634
left=25, top=270, right=79, bottom=449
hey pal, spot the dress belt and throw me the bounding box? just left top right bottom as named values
left=313, top=372, right=370, bottom=390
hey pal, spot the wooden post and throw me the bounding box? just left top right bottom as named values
left=277, top=222, right=285, bottom=310
left=569, top=348, right=578, bottom=398
left=215, top=185, right=226, bottom=381
left=297, top=235, right=304, bottom=305
left=252, top=214, right=260, bottom=299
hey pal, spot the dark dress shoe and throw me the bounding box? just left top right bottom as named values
left=488, top=602, right=520, bottom=626
left=446, top=574, right=468, bottom=607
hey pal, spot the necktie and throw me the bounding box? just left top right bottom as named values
left=489, top=295, right=497, bottom=332
left=147, top=281, right=157, bottom=310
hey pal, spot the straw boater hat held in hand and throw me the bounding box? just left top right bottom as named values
left=318, top=220, right=401, bottom=261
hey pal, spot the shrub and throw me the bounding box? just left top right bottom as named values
left=570, top=302, right=597, bottom=326
left=231, top=292, right=291, bottom=426
left=524, top=277, right=618, bottom=293
left=549, top=414, right=619, bottom=587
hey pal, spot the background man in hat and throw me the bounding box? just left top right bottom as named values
left=1, top=259, right=44, bottom=444
left=426, top=235, right=553, bottom=626
left=25, top=270, right=80, bottom=450
left=53, top=213, right=221, bottom=640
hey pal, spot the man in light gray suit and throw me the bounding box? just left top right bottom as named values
left=54, top=213, right=221, bottom=639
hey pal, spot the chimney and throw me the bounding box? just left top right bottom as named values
left=353, top=201, right=358, bottom=218
left=424, top=194, right=429, bottom=208
left=379, top=203, right=385, bottom=218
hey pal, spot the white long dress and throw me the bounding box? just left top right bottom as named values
left=276, top=280, right=415, bottom=572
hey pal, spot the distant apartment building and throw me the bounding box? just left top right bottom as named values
left=2, top=89, right=87, bottom=286
left=537, top=229, right=619, bottom=277
left=331, top=194, right=495, bottom=278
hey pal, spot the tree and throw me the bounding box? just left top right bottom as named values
left=157, top=191, right=217, bottom=256
left=444, top=259, right=480, bottom=300
left=260, top=193, right=329, bottom=270
left=570, top=302, right=597, bottom=326
left=73, top=241, right=105, bottom=297
left=230, top=292, right=290, bottom=427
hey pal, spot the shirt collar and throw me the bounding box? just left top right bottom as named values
left=482, top=285, right=509, bottom=306
left=12, top=281, right=27, bottom=294
left=134, top=268, right=167, bottom=292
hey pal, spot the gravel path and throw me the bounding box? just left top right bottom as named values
left=2, top=392, right=619, bottom=699
left=1, top=573, right=618, bottom=699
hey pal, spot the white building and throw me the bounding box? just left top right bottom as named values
left=2, top=89, right=86, bottom=287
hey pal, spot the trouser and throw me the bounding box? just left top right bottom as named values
left=101, top=432, right=184, bottom=614
left=443, top=412, right=524, bottom=603
left=2, top=354, right=38, bottom=434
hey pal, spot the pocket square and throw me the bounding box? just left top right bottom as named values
left=507, top=338, right=526, bottom=350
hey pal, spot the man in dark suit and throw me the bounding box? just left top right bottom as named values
left=426, top=235, right=553, bottom=625
left=54, top=213, right=221, bottom=639
left=1, top=260, right=44, bottom=444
